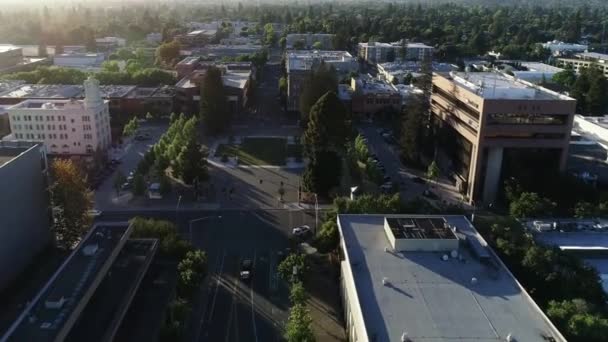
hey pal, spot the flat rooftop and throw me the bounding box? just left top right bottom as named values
left=64, top=239, right=158, bottom=342
left=445, top=71, right=572, bottom=100
left=0, top=46, right=21, bottom=54
left=0, top=146, right=29, bottom=167
left=576, top=52, right=608, bottom=61
left=339, top=214, right=565, bottom=342
left=519, top=62, right=564, bottom=73
left=0, top=84, right=84, bottom=99
left=4, top=224, right=132, bottom=342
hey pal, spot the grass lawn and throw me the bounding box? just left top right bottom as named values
left=216, top=137, right=292, bottom=165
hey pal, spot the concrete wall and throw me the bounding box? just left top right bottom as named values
left=0, top=144, right=51, bottom=291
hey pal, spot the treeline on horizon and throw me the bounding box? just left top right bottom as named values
left=0, top=1, right=607, bottom=61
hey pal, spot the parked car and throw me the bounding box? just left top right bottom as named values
left=121, top=182, right=132, bottom=190
left=292, top=225, right=312, bottom=237
left=240, top=259, right=253, bottom=280
left=87, top=209, right=102, bottom=217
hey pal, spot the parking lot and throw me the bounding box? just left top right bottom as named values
left=189, top=210, right=317, bottom=342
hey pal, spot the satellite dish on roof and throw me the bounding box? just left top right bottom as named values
left=450, top=250, right=458, bottom=258
left=442, top=254, right=449, bottom=261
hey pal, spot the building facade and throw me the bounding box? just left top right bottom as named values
left=286, top=50, right=357, bottom=112
left=0, top=46, right=23, bottom=69
left=358, top=41, right=433, bottom=64
left=557, top=52, right=608, bottom=76
left=542, top=40, right=588, bottom=56
left=430, top=72, right=576, bottom=203
left=7, top=77, right=112, bottom=155
left=0, top=141, right=51, bottom=292
left=53, top=53, right=105, bottom=70
left=349, top=76, right=402, bottom=118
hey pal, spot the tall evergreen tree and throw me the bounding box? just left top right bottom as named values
left=200, top=66, right=230, bottom=134
left=299, top=62, right=338, bottom=122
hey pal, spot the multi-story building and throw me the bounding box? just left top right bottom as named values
left=175, top=63, right=252, bottom=116
left=2, top=223, right=159, bottom=342
left=338, top=214, right=567, bottom=342
left=286, top=50, right=357, bottom=112
left=542, top=40, right=588, bottom=56
left=349, top=76, right=402, bottom=118
left=176, top=29, right=218, bottom=47
left=146, top=32, right=162, bottom=44
left=377, top=60, right=455, bottom=84
left=358, top=41, right=434, bottom=64
left=6, top=77, right=112, bottom=156
left=430, top=72, right=576, bottom=203
left=95, top=36, right=127, bottom=50
left=285, top=33, right=335, bottom=50
left=0, top=141, right=51, bottom=292
left=0, top=46, right=23, bottom=69
left=53, top=52, right=106, bottom=71
left=557, top=52, right=608, bottom=76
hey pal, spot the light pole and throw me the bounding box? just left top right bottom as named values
left=189, top=215, right=222, bottom=242
left=175, top=195, right=182, bottom=223
left=314, top=193, right=319, bottom=236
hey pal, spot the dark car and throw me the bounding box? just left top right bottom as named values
left=240, top=259, right=253, bottom=280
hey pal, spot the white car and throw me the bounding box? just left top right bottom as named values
left=87, top=209, right=102, bottom=217
left=292, top=225, right=312, bottom=237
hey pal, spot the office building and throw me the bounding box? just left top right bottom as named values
left=0, top=141, right=51, bottom=292
left=95, top=37, right=127, bottom=50
left=2, top=223, right=158, bottom=342
left=349, top=76, right=402, bottom=118
left=568, top=115, right=608, bottom=185
left=286, top=50, right=357, bottom=112
left=189, top=44, right=263, bottom=59
left=285, top=33, right=335, bottom=50
left=338, top=214, right=566, bottom=342
left=176, top=29, right=218, bottom=47
left=0, top=46, right=24, bottom=69
left=53, top=53, right=105, bottom=71
left=557, top=52, right=608, bottom=76
left=542, top=40, right=588, bottom=56
left=430, top=72, right=576, bottom=203
left=6, top=77, right=112, bottom=156
left=377, top=61, right=455, bottom=84
left=358, top=41, right=434, bottom=64
left=146, top=32, right=162, bottom=44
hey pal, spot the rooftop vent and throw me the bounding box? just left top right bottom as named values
left=471, top=277, right=478, bottom=285
left=82, top=244, right=99, bottom=256
left=506, top=333, right=515, bottom=342
left=401, top=332, right=411, bottom=342
left=382, top=277, right=389, bottom=286
left=45, top=296, right=66, bottom=309
left=40, top=322, right=52, bottom=329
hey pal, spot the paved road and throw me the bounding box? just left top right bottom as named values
left=358, top=124, right=465, bottom=204
left=97, top=209, right=318, bottom=342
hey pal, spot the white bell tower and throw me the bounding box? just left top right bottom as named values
left=83, top=76, right=103, bottom=109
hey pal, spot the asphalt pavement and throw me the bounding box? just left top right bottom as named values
left=97, top=209, right=319, bottom=342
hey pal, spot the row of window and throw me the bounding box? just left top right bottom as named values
left=12, top=115, right=71, bottom=122
left=365, top=97, right=401, bottom=105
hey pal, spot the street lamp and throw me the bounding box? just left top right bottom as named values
left=314, top=193, right=319, bottom=236
left=189, top=215, right=222, bottom=242
left=175, top=195, right=182, bottom=223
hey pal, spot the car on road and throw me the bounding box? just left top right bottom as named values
left=240, top=259, right=253, bottom=280
left=87, top=209, right=102, bottom=217
left=292, top=225, right=312, bottom=237
left=121, top=182, right=132, bottom=190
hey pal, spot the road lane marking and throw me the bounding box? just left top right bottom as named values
left=207, top=250, right=226, bottom=325
left=251, top=249, right=258, bottom=342
left=195, top=250, right=223, bottom=341
left=225, top=256, right=240, bottom=342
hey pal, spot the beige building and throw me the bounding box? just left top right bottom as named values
left=557, top=52, right=608, bottom=76
left=431, top=72, right=576, bottom=203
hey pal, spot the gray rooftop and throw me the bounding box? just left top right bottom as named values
left=3, top=224, right=132, bottom=342
left=338, top=214, right=565, bottom=342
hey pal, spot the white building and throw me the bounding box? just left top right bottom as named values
left=95, top=37, right=127, bottom=49
left=358, top=41, right=434, bottom=64
left=146, top=32, right=162, bottom=44
left=7, top=77, right=111, bottom=156
left=338, top=214, right=567, bottom=342
left=512, top=62, right=565, bottom=83
left=53, top=53, right=105, bottom=70
left=542, top=40, right=588, bottom=56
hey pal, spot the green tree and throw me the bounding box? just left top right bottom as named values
left=285, top=304, right=315, bottom=342
left=574, top=201, right=596, bottom=218
left=426, top=160, right=439, bottom=182
left=314, top=219, right=339, bottom=253
left=263, top=23, right=277, bottom=46
left=174, top=138, right=209, bottom=185
left=400, top=95, right=426, bottom=165
left=354, top=134, right=369, bottom=162
left=200, top=66, right=230, bottom=134
left=123, top=117, right=139, bottom=137
left=113, top=170, right=126, bottom=196
left=299, top=63, right=338, bottom=122
left=303, top=91, right=350, bottom=155
left=586, top=72, right=608, bottom=116
left=311, top=41, right=322, bottom=50
left=289, top=281, right=308, bottom=305
left=132, top=173, right=146, bottom=196
left=155, top=40, right=181, bottom=66
left=50, top=159, right=93, bottom=249
left=552, top=68, right=577, bottom=89
left=102, top=60, right=120, bottom=72
left=177, top=250, right=207, bottom=298
left=509, top=192, right=556, bottom=218
left=278, top=253, right=308, bottom=283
